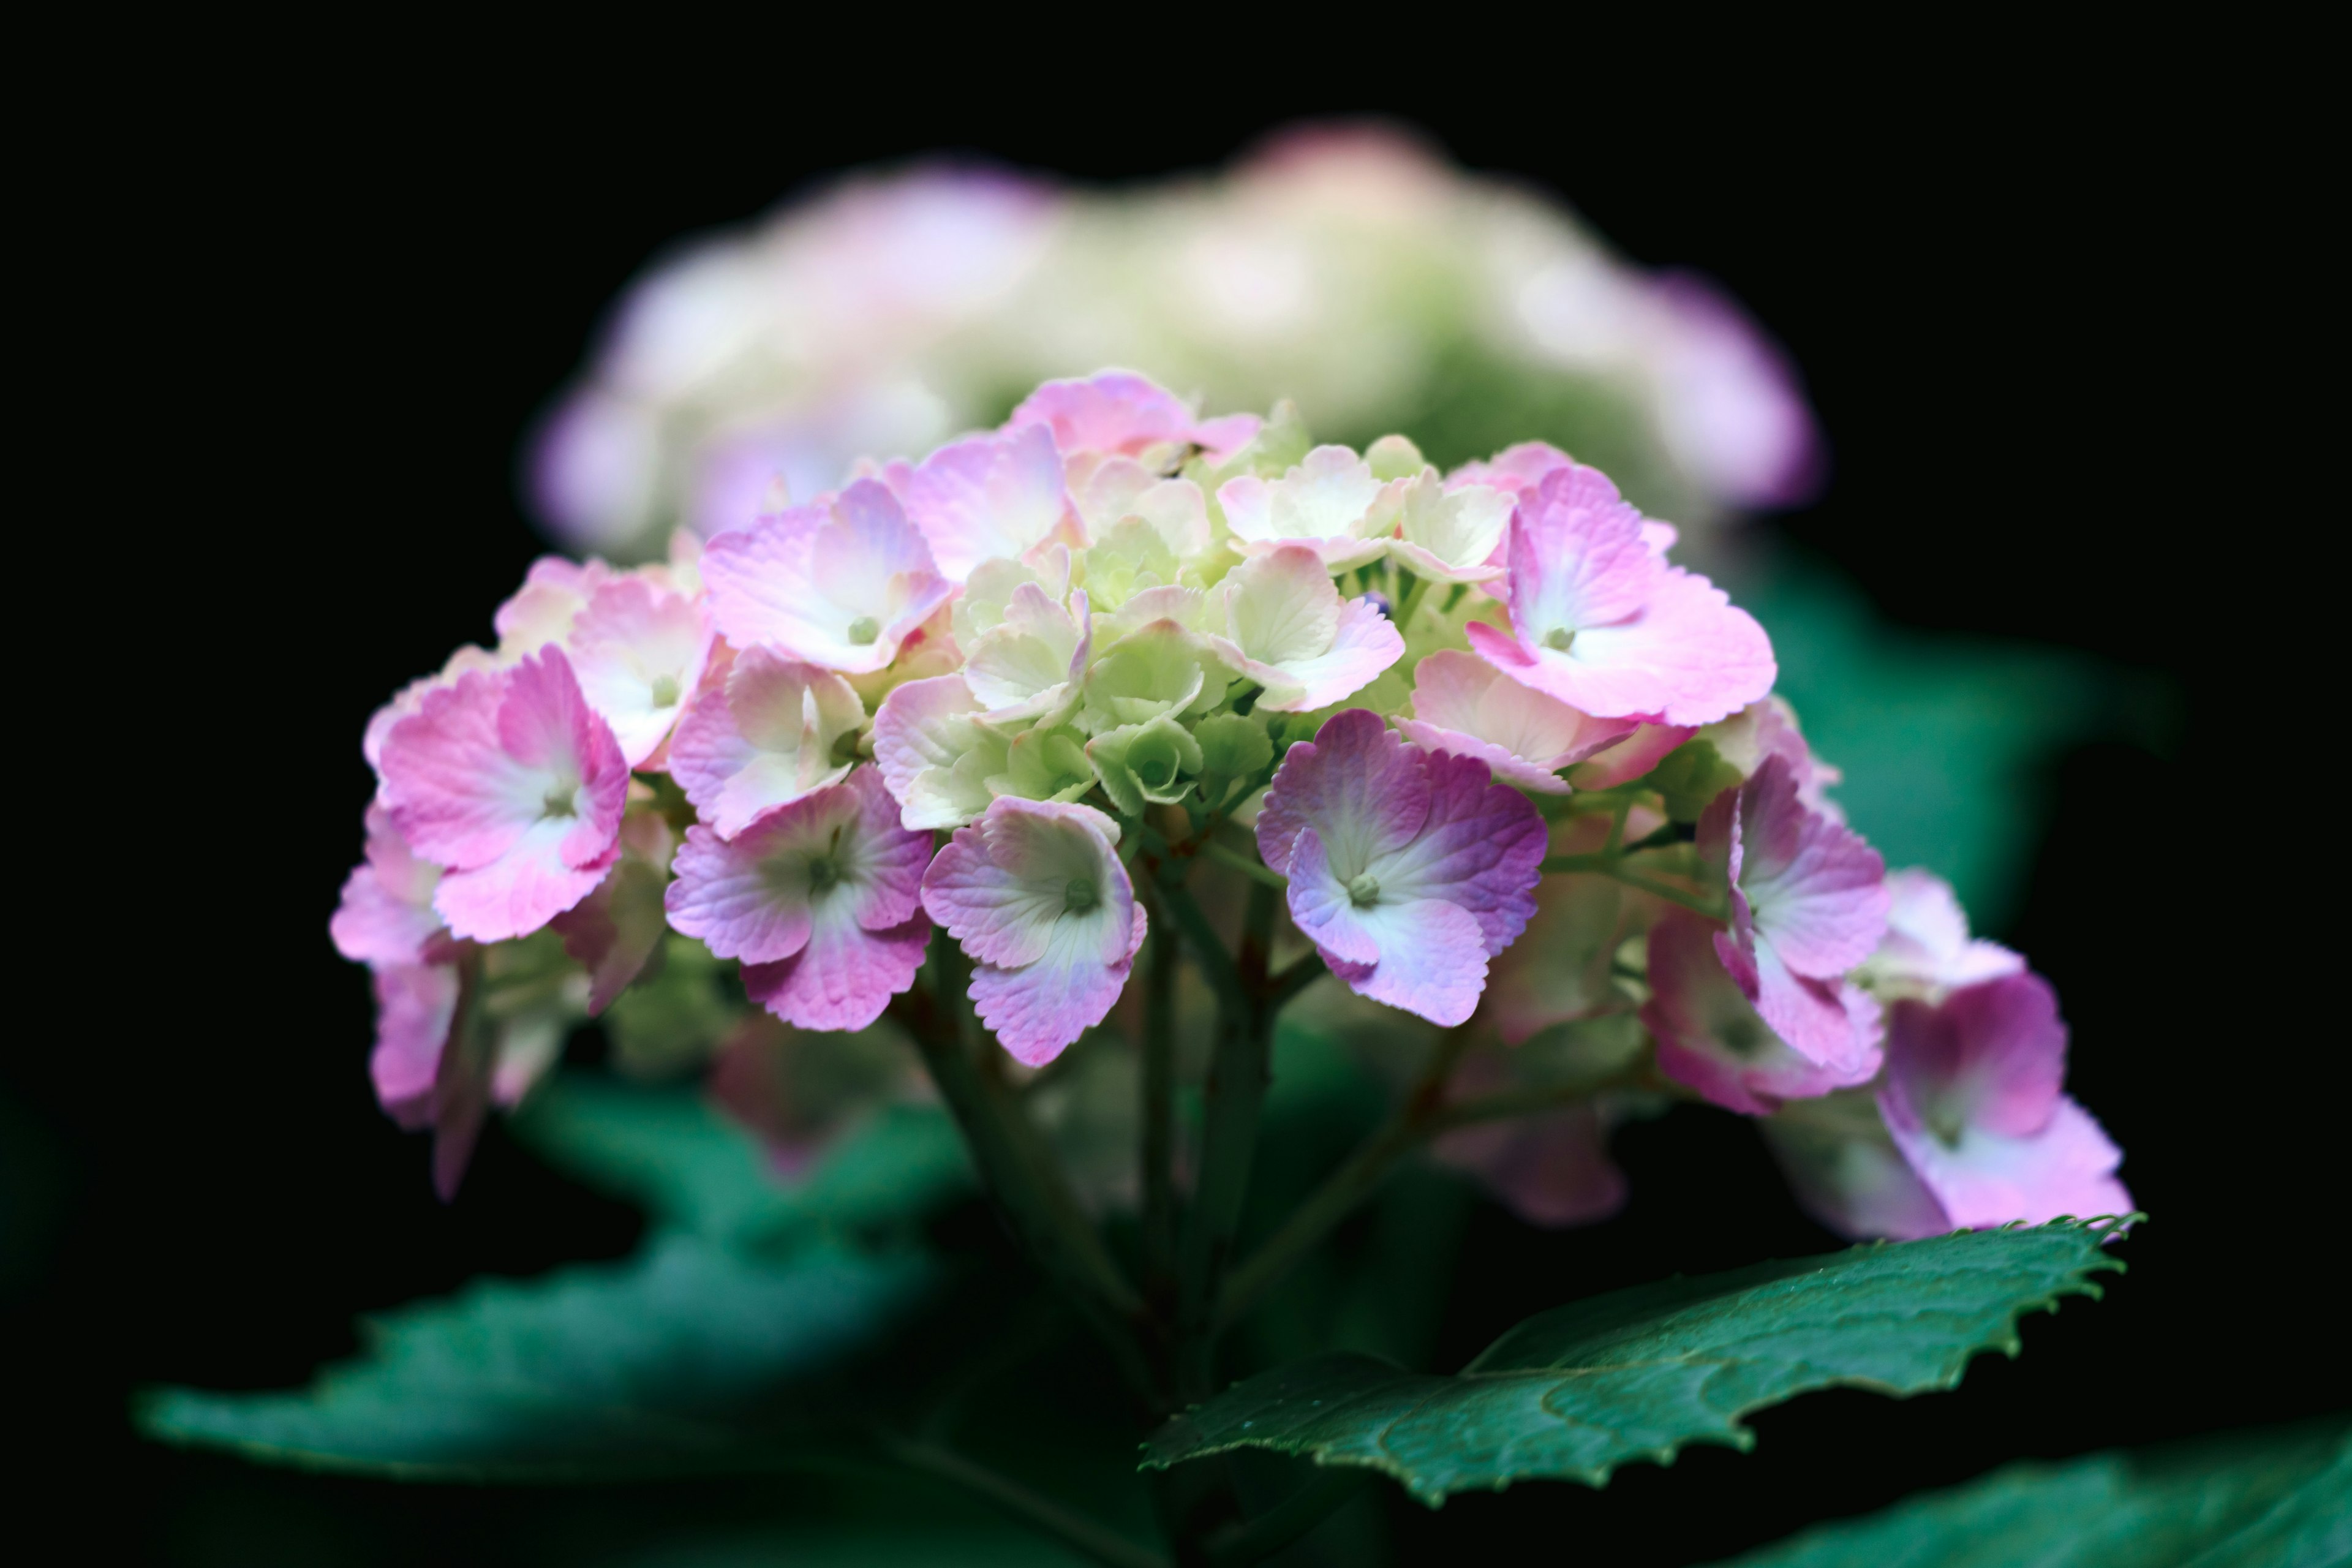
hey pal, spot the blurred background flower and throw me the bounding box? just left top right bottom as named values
left=529, top=126, right=1820, bottom=563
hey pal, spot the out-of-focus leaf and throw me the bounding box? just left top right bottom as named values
left=1708, top=1415, right=2351, bottom=1567
left=1736, top=556, right=2168, bottom=930
left=511, top=1072, right=971, bottom=1249
left=138, top=1237, right=934, bottom=1481
left=1144, top=1219, right=2128, bottom=1504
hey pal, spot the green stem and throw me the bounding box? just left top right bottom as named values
left=1205, top=1468, right=1368, bottom=1565
left=1175, top=881, right=1278, bottom=1395
left=1390, top=569, right=1433, bottom=631
left=881, top=1433, right=1170, bottom=1568
left=1541, top=853, right=1727, bottom=918
left=1140, top=921, right=1180, bottom=1300
left=1200, top=839, right=1286, bottom=891
left=1265, top=951, right=1327, bottom=1012
left=902, top=941, right=1149, bottom=1387
left=1213, top=1028, right=1472, bottom=1332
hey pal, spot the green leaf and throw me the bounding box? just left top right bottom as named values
left=511, top=1072, right=972, bottom=1249
left=1708, top=1415, right=2351, bottom=1567
left=137, top=1235, right=935, bottom=1480
left=1142, top=1219, right=2128, bottom=1504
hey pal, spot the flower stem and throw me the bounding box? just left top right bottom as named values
left=1175, top=881, right=1278, bottom=1397
left=1200, top=839, right=1286, bottom=891
left=1390, top=568, right=1433, bottom=631
left=1541, top=853, right=1727, bottom=918
left=1140, top=922, right=1180, bottom=1301
left=880, top=1432, right=1169, bottom=1568
left=1213, top=1027, right=1472, bottom=1332
left=900, top=940, right=1150, bottom=1392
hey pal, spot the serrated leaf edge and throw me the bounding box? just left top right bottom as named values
left=1142, top=1215, right=2140, bottom=1505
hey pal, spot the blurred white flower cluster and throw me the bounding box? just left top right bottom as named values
left=532, top=124, right=1822, bottom=560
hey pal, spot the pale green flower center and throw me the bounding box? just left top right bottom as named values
left=1543, top=627, right=1577, bottom=654
left=807, top=856, right=843, bottom=894
left=846, top=616, right=881, bottom=646
left=1347, top=872, right=1381, bottom=908
left=541, top=783, right=578, bottom=819
left=650, top=674, right=681, bottom=707
left=1064, top=876, right=1099, bottom=915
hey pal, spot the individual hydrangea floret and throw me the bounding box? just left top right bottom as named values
left=963, top=584, right=1092, bottom=724
left=1204, top=546, right=1404, bottom=713
left=331, top=806, right=446, bottom=968
left=664, top=767, right=932, bottom=1031
left=1879, top=971, right=2130, bottom=1229
left=1216, top=446, right=1401, bottom=573
left=1385, top=469, right=1513, bottom=584
left=1860, top=867, right=2026, bottom=996
left=1464, top=462, right=1773, bottom=726
left=668, top=647, right=866, bottom=839
left=701, top=479, right=952, bottom=674
left=1643, top=908, right=1882, bottom=1115
left=921, top=798, right=1147, bottom=1065
left=889, top=423, right=1086, bottom=584
left=872, top=676, right=1005, bottom=829
left=1009, top=369, right=1260, bottom=467
left=492, top=556, right=618, bottom=656
left=1257, top=710, right=1547, bottom=1027
left=379, top=648, right=630, bottom=943
left=1398, top=649, right=1637, bottom=794
left=564, top=576, right=713, bottom=767
left=1700, top=753, right=1889, bottom=1071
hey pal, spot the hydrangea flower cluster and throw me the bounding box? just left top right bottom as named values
left=336, top=370, right=2124, bottom=1233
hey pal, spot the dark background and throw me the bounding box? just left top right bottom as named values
left=17, top=66, right=2331, bottom=1563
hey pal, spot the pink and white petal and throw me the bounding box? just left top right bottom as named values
left=1254, top=598, right=1405, bottom=713
left=969, top=917, right=1138, bottom=1066
left=382, top=668, right=546, bottom=869
left=1763, top=1092, right=1954, bottom=1242
left=921, top=826, right=1060, bottom=968
left=874, top=676, right=984, bottom=804
left=744, top=907, right=931, bottom=1033
left=1324, top=895, right=1491, bottom=1027
left=837, top=767, right=936, bottom=933
left=1566, top=722, right=1697, bottom=790
left=1738, top=757, right=1889, bottom=979
left=1741, top=936, right=1885, bottom=1073
left=1646, top=910, right=1877, bottom=1114
left=332, top=810, right=443, bottom=965
left=567, top=577, right=712, bottom=767
left=1409, top=649, right=1635, bottom=781
left=370, top=962, right=459, bottom=1126
left=663, top=821, right=816, bottom=965
left=1389, top=538, right=1506, bottom=585
left=1255, top=709, right=1430, bottom=878
left=1884, top=974, right=2069, bottom=1141
left=1506, top=464, right=1660, bottom=637
left=434, top=818, right=618, bottom=943
left=1281, top=831, right=1384, bottom=967
left=1221, top=547, right=1343, bottom=666
left=1562, top=567, right=1777, bottom=728
left=495, top=649, right=630, bottom=870
left=1396, top=720, right=1574, bottom=793
left=1887, top=1094, right=2130, bottom=1231
left=1366, top=748, right=1547, bottom=955
left=901, top=424, right=1082, bottom=582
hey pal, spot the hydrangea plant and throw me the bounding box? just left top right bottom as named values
left=181, top=370, right=2139, bottom=1563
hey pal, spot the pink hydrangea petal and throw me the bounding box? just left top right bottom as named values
left=1254, top=709, right=1430, bottom=878
left=666, top=769, right=928, bottom=964
left=1883, top=973, right=2069, bottom=1141
left=565, top=576, right=713, bottom=767
left=899, top=423, right=1084, bottom=583
left=434, top=820, right=620, bottom=942
left=669, top=649, right=862, bottom=839
left=331, top=807, right=444, bottom=966
left=369, top=962, right=459, bottom=1127
left=382, top=668, right=545, bottom=869
left=1313, top=896, right=1490, bottom=1027
left=1870, top=868, right=2024, bottom=989
left=968, top=904, right=1145, bottom=1067
left=1281, top=829, right=1384, bottom=967
left=1402, top=649, right=1637, bottom=793
left=1506, top=464, right=1661, bottom=635
left=1366, top=747, right=1547, bottom=956
left=1565, top=722, right=1697, bottom=790
left=1762, top=1092, right=1954, bottom=1242
left=1725, top=932, right=1885, bottom=1073
left=923, top=799, right=1128, bottom=969
left=549, top=854, right=669, bottom=1016
left=1883, top=1093, right=2129, bottom=1231
left=1476, top=566, right=1776, bottom=729
left=1008, top=369, right=1257, bottom=464
left=1647, top=910, right=1880, bottom=1114
left=743, top=907, right=932, bottom=1033
left=701, top=482, right=951, bottom=672
left=1736, top=755, right=1889, bottom=979
left=873, top=674, right=987, bottom=826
